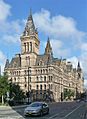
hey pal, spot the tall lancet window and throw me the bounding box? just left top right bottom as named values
left=24, top=43, right=26, bottom=52
left=27, top=42, right=29, bottom=52
left=30, top=42, right=32, bottom=52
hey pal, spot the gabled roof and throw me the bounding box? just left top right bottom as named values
left=35, top=54, right=53, bottom=66
left=9, top=56, right=21, bottom=68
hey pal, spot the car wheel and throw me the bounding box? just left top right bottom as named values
left=40, top=111, right=43, bottom=116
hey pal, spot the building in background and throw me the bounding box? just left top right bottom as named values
left=4, top=11, right=84, bottom=102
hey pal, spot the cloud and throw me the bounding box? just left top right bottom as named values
left=50, top=39, right=70, bottom=58
left=33, top=9, right=86, bottom=42
left=81, top=42, right=87, bottom=52
left=2, top=34, right=20, bottom=43
left=0, top=50, right=6, bottom=63
left=67, top=56, right=79, bottom=68
left=0, top=19, right=25, bottom=43
left=80, top=52, right=87, bottom=77
left=33, top=9, right=87, bottom=57
left=0, top=50, right=6, bottom=74
left=84, top=80, right=87, bottom=88
left=0, top=1, right=25, bottom=44
left=0, top=0, right=11, bottom=21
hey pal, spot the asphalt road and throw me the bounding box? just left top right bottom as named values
left=0, top=101, right=87, bottom=119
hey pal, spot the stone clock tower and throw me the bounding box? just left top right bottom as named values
left=20, top=10, right=40, bottom=67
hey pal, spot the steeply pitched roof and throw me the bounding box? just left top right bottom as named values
left=5, top=59, right=9, bottom=68
left=8, top=55, right=21, bottom=68
left=35, top=54, right=53, bottom=66
left=45, top=37, right=53, bottom=55
left=23, top=9, right=37, bottom=36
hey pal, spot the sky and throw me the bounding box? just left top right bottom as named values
left=0, top=0, right=87, bottom=87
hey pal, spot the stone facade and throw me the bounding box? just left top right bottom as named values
left=4, top=11, right=84, bottom=102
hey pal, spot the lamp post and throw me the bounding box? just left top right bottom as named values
left=47, top=55, right=50, bottom=101
left=28, top=66, right=29, bottom=104
left=26, top=56, right=30, bottom=104
left=9, top=79, right=12, bottom=100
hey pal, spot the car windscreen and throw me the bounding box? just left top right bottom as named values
left=29, top=102, right=42, bottom=107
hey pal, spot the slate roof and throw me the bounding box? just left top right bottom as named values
left=35, top=54, right=61, bottom=66
left=8, top=56, right=21, bottom=68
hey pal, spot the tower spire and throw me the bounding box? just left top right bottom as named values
left=23, top=9, right=36, bottom=36
left=77, top=61, right=80, bottom=68
left=45, top=37, right=53, bottom=55
left=77, top=61, right=81, bottom=71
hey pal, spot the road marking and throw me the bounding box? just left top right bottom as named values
left=62, top=103, right=84, bottom=119
left=48, top=110, right=67, bottom=119
left=48, top=103, right=84, bottom=119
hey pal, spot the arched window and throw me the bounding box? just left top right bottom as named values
left=51, top=76, right=52, bottom=81
left=49, top=84, right=50, bottom=89
left=44, top=76, right=46, bottom=82
left=41, top=69, right=42, bottom=74
left=24, top=77, right=26, bottom=82
left=25, top=70, right=27, bottom=75
left=46, top=69, right=48, bottom=73
left=37, top=76, right=39, bottom=82
left=40, top=76, right=43, bottom=81
left=36, top=70, right=37, bottom=74
left=43, top=69, right=45, bottom=73
left=40, top=85, right=42, bottom=90
left=25, top=84, right=27, bottom=88
left=24, top=43, right=26, bottom=52
left=19, top=71, right=20, bottom=75
left=44, top=84, right=46, bottom=90
left=14, top=78, right=16, bottom=82
left=36, top=85, right=39, bottom=90
left=17, top=71, right=18, bottom=75
left=51, top=84, right=52, bottom=89
left=30, top=42, right=32, bottom=52
left=49, top=76, right=50, bottom=82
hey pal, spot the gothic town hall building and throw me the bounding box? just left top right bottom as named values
left=4, top=11, right=84, bottom=102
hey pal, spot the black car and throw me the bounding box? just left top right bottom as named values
left=24, top=101, right=49, bottom=116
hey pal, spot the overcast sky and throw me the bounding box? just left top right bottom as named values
left=0, top=0, right=87, bottom=87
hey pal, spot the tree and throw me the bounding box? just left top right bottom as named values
left=64, top=88, right=75, bottom=100
left=9, top=83, right=26, bottom=105
left=0, top=73, right=9, bottom=104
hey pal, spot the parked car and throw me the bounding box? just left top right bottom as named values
left=24, top=101, right=49, bottom=116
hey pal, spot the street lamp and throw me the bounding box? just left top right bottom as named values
left=9, top=78, right=12, bottom=100
left=7, top=78, right=12, bottom=105
left=47, top=55, right=50, bottom=101
left=26, top=56, right=30, bottom=104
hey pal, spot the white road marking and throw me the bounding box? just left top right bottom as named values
left=48, top=103, right=84, bottom=119
left=48, top=110, right=67, bottom=119
left=62, top=103, right=84, bottom=119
